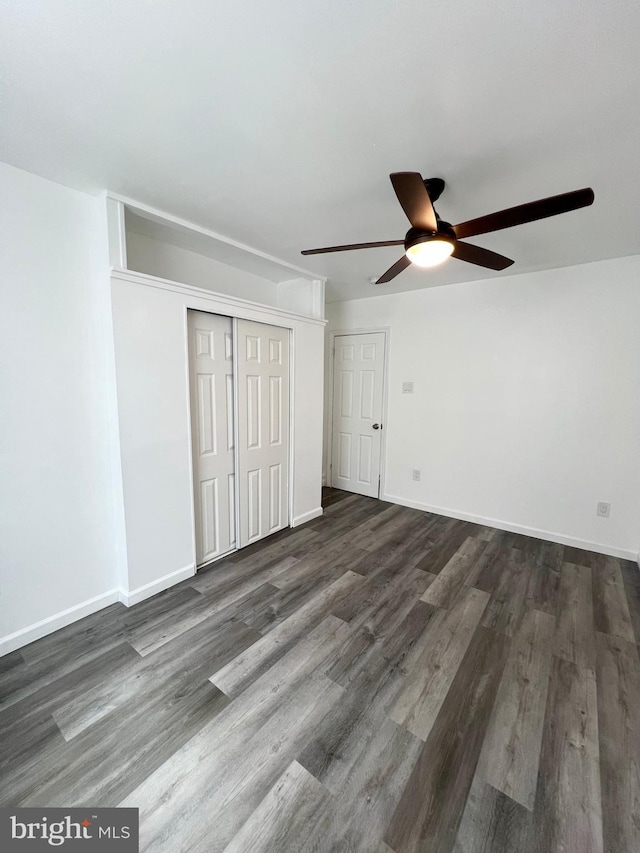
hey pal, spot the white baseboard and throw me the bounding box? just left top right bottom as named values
left=292, top=506, right=323, bottom=527
left=119, top=563, right=195, bottom=607
left=0, top=589, right=122, bottom=658
left=382, top=493, right=638, bottom=562
left=0, top=563, right=198, bottom=658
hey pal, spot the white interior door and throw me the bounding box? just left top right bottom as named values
left=236, top=318, right=290, bottom=548
left=188, top=311, right=236, bottom=566
left=331, top=332, right=385, bottom=498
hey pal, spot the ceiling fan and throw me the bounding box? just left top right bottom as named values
left=301, top=173, right=595, bottom=284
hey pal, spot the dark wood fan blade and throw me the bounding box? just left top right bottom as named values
left=453, top=188, right=594, bottom=239
left=390, top=172, right=438, bottom=232
left=301, top=239, right=404, bottom=255
left=375, top=255, right=411, bottom=284
left=451, top=240, right=514, bottom=270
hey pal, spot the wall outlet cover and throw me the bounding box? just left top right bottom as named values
left=402, top=382, right=414, bottom=394
left=596, top=501, right=611, bottom=518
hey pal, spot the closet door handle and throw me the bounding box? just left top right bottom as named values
left=372, top=423, right=381, bottom=430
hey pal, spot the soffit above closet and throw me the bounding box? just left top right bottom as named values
left=124, top=207, right=320, bottom=285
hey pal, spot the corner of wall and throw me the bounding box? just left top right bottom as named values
left=292, top=507, right=323, bottom=527
left=117, top=563, right=195, bottom=608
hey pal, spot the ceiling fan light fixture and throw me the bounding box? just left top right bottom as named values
left=301, top=172, right=593, bottom=284
left=405, top=237, right=454, bottom=267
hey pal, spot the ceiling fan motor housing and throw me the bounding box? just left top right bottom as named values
left=404, top=222, right=455, bottom=252
left=402, top=179, right=453, bottom=250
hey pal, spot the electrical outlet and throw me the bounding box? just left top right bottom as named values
left=412, top=469, right=421, bottom=481
left=596, top=501, right=611, bottom=518
left=402, top=382, right=414, bottom=394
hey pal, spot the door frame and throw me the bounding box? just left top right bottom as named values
left=185, top=308, right=295, bottom=570
left=326, top=326, right=391, bottom=499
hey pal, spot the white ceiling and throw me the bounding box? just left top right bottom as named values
left=2, top=0, right=639, bottom=302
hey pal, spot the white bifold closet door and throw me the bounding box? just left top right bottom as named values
left=236, top=319, right=290, bottom=548
left=188, top=311, right=236, bottom=566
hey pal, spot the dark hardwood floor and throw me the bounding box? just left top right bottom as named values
left=2, top=488, right=640, bottom=852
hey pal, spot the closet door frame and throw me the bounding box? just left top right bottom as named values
left=185, top=306, right=294, bottom=569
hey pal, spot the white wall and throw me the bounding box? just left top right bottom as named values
left=111, top=271, right=325, bottom=599
left=325, top=255, right=640, bottom=559
left=0, top=163, right=120, bottom=654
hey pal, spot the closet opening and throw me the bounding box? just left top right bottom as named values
left=187, top=310, right=291, bottom=569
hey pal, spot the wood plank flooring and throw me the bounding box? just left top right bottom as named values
left=2, top=488, right=640, bottom=852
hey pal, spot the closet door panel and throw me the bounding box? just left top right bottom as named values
left=236, top=319, right=289, bottom=547
left=188, top=311, right=235, bottom=565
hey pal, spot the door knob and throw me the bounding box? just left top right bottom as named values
left=372, top=423, right=380, bottom=430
